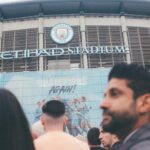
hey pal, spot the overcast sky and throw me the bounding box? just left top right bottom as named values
left=0, top=0, right=28, bottom=4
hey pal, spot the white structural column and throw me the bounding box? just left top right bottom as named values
left=38, top=17, right=44, bottom=71
left=120, top=16, right=131, bottom=64
left=0, top=21, right=3, bottom=52
left=80, top=16, right=88, bottom=68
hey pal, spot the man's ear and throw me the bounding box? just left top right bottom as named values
left=137, top=94, right=150, bottom=114
left=63, top=116, right=68, bottom=125
left=40, top=115, right=45, bottom=125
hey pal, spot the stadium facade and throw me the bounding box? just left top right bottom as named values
left=0, top=0, right=150, bottom=134
left=0, top=0, right=149, bottom=71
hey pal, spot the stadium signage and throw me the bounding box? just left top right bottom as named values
left=51, top=23, right=74, bottom=44
left=0, top=46, right=128, bottom=60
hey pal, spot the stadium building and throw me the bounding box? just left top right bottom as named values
left=0, top=0, right=149, bottom=134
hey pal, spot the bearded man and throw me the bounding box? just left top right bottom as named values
left=100, top=63, right=150, bottom=150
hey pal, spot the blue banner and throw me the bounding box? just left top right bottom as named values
left=0, top=68, right=110, bottom=136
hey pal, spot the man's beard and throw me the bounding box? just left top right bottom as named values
left=101, top=108, right=138, bottom=139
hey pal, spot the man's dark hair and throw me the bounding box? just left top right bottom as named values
left=42, top=100, right=65, bottom=118
left=87, top=127, right=101, bottom=145
left=108, top=63, right=150, bottom=99
left=0, top=88, right=35, bottom=150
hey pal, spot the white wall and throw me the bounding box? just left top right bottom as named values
left=1, top=15, right=150, bottom=31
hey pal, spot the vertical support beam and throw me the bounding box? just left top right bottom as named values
left=38, top=17, right=44, bottom=71
left=0, top=21, right=3, bottom=52
left=120, top=16, right=131, bottom=64
left=0, top=21, right=2, bottom=72
left=80, top=16, right=88, bottom=68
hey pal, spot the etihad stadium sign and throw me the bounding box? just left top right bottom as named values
left=0, top=46, right=128, bottom=60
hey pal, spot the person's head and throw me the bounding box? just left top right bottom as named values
left=0, top=88, right=34, bottom=150
left=87, top=127, right=101, bottom=147
left=37, top=100, right=46, bottom=108
left=37, top=101, right=41, bottom=106
left=100, top=63, right=150, bottom=138
left=81, top=96, right=86, bottom=102
left=99, top=129, right=119, bottom=150
left=40, top=100, right=65, bottom=132
left=31, top=120, right=45, bottom=139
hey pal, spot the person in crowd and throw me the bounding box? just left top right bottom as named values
left=34, top=100, right=45, bottom=121
left=100, top=63, right=150, bottom=150
left=87, top=127, right=105, bottom=150
left=99, top=129, right=121, bottom=150
left=34, top=100, right=89, bottom=150
left=0, top=88, right=35, bottom=150
left=31, top=120, right=45, bottom=139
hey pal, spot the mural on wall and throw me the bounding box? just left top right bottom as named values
left=0, top=68, right=110, bottom=136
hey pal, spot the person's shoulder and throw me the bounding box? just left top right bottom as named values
left=63, top=133, right=89, bottom=150
left=34, top=134, right=46, bottom=150
left=130, top=140, right=150, bottom=150
left=121, top=123, right=150, bottom=150
left=34, top=132, right=51, bottom=144
left=111, top=141, right=122, bottom=150
left=34, top=131, right=59, bottom=150
left=35, top=132, right=89, bottom=150
left=63, top=133, right=85, bottom=143
left=90, top=147, right=105, bottom=150
left=32, top=121, right=45, bottom=137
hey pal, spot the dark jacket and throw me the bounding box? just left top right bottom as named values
left=111, top=141, right=122, bottom=150
left=120, top=122, right=150, bottom=150
left=90, top=146, right=105, bottom=150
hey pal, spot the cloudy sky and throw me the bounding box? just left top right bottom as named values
left=0, top=0, right=29, bottom=4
